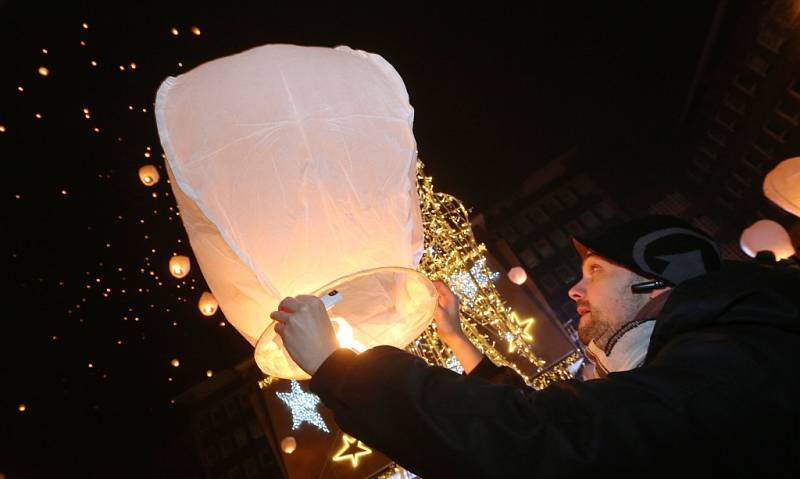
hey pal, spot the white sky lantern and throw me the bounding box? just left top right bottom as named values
left=155, top=44, right=437, bottom=379
left=507, top=266, right=527, bottom=285
left=138, top=164, right=160, bottom=186
left=198, top=291, right=218, bottom=316
left=764, top=156, right=800, bottom=219
left=169, top=255, right=191, bottom=279
left=740, top=219, right=795, bottom=260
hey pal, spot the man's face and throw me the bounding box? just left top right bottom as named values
left=568, top=255, right=650, bottom=349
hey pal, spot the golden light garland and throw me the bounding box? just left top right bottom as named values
left=409, top=159, right=581, bottom=389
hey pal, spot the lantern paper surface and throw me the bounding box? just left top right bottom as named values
left=740, top=219, right=795, bottom=260
left=764, top=156, right=800, bottom=218
left=155, top=44, right=435, bottom=379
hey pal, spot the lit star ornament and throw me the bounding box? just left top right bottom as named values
left=332, top=434, right=373, bottom=467
left=507, top=311, right=535, bottom=353
left=276, top=380, right=330, bottom=433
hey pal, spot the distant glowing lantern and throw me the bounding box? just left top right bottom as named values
left=507, top=266, right=527, bottom=285
left=281, top=436, right=296, bottom=454
left=155, top=44, right=437, bottom=379
left=198, top=292, right=218, bottom=316
left=191, top=26, right=201, bottom=35
left=206, top=370, right=213, bottom=377
left=38, top=66, right=49, bottom=77
left=764, top=156, right=800, bottom=219
left=139, top=165, right=160, bottom=186
left=171, top=358, right=180, bottom=368
left=740, top=219, right=795, bottom=260
left=169, top=255, right=191, bottom=279
left=18, top=404, right=26, bottom=412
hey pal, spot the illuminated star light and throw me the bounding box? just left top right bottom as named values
left=332, top=434, right=372, bottom=467
left=276, top=380, right=329, bottom=433
left=507, top=311, right=535, bottom=353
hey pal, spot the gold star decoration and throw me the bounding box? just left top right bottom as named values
left=332, top=434, right=372, bottom=468
left=508, top=311, right=535, bottom=353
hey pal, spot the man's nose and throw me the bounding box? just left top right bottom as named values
left=568, top=277, right=586, bottom=301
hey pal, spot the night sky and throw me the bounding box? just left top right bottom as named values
left=2, top=2, right=720, bottom=477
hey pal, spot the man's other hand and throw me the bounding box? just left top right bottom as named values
left=270, top=295, right=341, bottom=376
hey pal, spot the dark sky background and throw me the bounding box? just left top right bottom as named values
left=1, top=2, right=722, bottom=477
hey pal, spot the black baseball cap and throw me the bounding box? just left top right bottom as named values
left=571, top=215, right=722, bottom=286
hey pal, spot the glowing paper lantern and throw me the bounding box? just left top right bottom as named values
left=507, top=266, right=527, bottom=285
left=764, top=156, right=800, bottom=218
left=740, top=219, right=795, bottom=260
left=281, top=436, right=297, bottom=454
left=155, top=44, right=437, bottom=379
left=169, top=255, right=191, bottom=278
left=138, top=164, right=160, bottom=186
left=198, top=292, right=218, bottom=316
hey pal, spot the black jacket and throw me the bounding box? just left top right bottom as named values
left=310, top=260, right=800, bottom=478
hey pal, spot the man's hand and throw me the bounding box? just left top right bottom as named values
left=433, top=281, right=463, bottom=341
left=270, top=295, right=341, bottom=376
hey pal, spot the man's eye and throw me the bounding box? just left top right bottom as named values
left=590, top=265, right=601, bottom=274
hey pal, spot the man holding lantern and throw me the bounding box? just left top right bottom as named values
left=271, top=215, right=800, bottom=478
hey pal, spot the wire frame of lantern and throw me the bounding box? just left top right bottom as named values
left=169, top=255, right=191, bottom=279
left=138, top=164, right=160, bottom=186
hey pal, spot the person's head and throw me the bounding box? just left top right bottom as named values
left=567, top=215, right=722, bottom=348
left=569, top=254, right=668, bottom=348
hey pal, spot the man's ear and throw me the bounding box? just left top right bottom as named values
left=649, top=286, right=673, bottom=299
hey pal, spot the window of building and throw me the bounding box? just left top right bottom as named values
left=714, top=110, right=738, bottom=132
left=733, top=72, right=758, bottom=96
left=227, top=465, right=243, bottom=479
left=790, top=79, right=800, bottom=99
left=234, top=427, right=249, bottom=449
left=723, top=91, right=747, bottom=115
left=518, top=248, right=540, bottom=269
left=741, top=152, right=765, bottom=173
left=513, top=214, right=535, bottom=236
left=585, top=206, right=608, bottom=225
left=698, top=141, right=718, bottom=161
left=219, top=436, right=234, bottom=459
left=564, top=219, right=585, bottom=237
left=543, top=195, right=564, bottom=214
left=533, top=238, right=555, bottom=259
left=243, top=457, right=260, bottom=479
left=756, top=26, right=786, bottom=54
left=554, top=264, right=577, bottom=285
left=210, top=407, right=225, bottom=427
left=248, top=419, right=264, bottom=440
left=752, top=134, right=776, bottom=158
left=723, top=180, right=745, bottom=201
left=776, top=99, right=800, bottom=124
left=707, top=127, right=728, bottom=147
left=557, top=187, right=579, bottom=206
left=692, top=155, right=712, bottom=174
left=570, top=176, right=596, bottom=197
left=548, top=228, right=570, bottom=249
left=499, top=224, right=520, bottom=244
left=204, top=445, right=220, bottom=467
left=526, top=205, right=550, bottom=225
left=537, top=273, right=559, bottom=294
left=764, top=117, right=789, bottom=141
left=745, top=54, right=770, bottom=77
left=731, top=166, right=753, bottom=188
